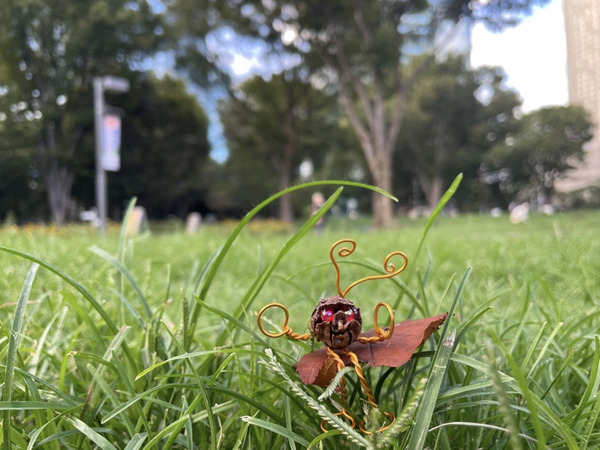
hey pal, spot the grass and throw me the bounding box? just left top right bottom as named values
left=0, top=183, right=599, bottom=448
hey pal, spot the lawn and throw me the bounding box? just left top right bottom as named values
left=1, top=191, right=599, bottom=448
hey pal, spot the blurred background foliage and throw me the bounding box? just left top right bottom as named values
left=0, top=0, right=595, bottom=225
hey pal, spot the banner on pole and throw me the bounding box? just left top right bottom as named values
left=101, top=114, right=121, bottom=171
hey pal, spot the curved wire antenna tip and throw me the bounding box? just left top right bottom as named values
left=329, top=239, right=408, bottom=297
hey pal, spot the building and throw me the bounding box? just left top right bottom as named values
left=561, top=0, right=600, bottom=191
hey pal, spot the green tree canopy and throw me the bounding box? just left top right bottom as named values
left=398, top=57, right=521, bottom=210
left=171, top=0, right=550, bottom=227
left=72, top=75, right=211, bottom=220
left=0, top=0, right=168, bottom=224
left=485, top=105, right=594, bottom=203
left=219, top=71, right=342, bottom=221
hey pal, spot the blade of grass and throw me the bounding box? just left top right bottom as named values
left=520, top=321, right=548, bottom=372
left=541, top=350, right=573, bottom=400
left=411, top=173, right=462, bottom=271
left=67, top=417, right=117, bottom=450
left=407, top=267, right=470, bottom=449
left=139, top=414, right=190, bottom=450
left=307, top=430, right=342, bottom=449
left=190, top=180, right=397, bottom=338
left=117, top=197, right=138, bottom=323
left=123, top=434, right=147, bottom=450
left=0, top=246, right=119, bottom=333
left=240, top=416, right=310, bottom=448
left=407, top=331, right=455, bottom=450
left=89, top=245, right=152, bottom=319
left=488, top=329, right=549, bottom=449
left=88, top=364, right=135, bottom=436
left=485, top=338, right=523, bottom=450
left=526, top=322, right=563, bottom=378
left=2, top=263, right=38, bottom=450
left=159, top=321, right=217, bottom=450
left=428, top=422, right=539, bottom=445
left=572, top=335, right=600, bottom=426
left=22, top=376, right=60, bottom=450
left=582, top=388, right=600, bottom=450
left=217, top=187, right=344, bottom=346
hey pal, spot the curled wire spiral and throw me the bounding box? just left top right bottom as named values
left=329, top=239, right=408, bottom=298
left=257, top=303, right=310, bottom=341
left=358, top=302, right=395, bottom=344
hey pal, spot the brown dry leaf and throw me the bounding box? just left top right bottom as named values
left=295, top=350, right=339, bottom=386
left=349, top=313, right=448, bottom=367
left=295, top=313, right=448, bottom=386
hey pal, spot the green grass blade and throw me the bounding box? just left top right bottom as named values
left=488, top=329, right=548, bottom=449
left=123, top=434, right=147, bottom=450
left=582, top=390, right=600, bottom=450
left=159, top=320, right=217, bottom=450
left=190, top=180, right=397, bottom=337
left=485, top=338, right=523, bottom=450
left=217, top=187, right=344, bottom=346
left=102, top=383, right=194, bottom=423
left=88, top=364, right=135, bottom=436
left=508, top=303, right=532, bottom=355
left=428, top=422, right=539, bottom=445
left=407, top=332, right=456, bottom=450
left=22, top=376, right=60, bottom=450
left=406, top=267, right=468, bottom=449
left=572, top=335, right=600, bottom=426
left=118, top=197, right=137, bottom=264
left=307, top=430, right=342, bottom=449
left=89, top=245, right=152, bottom=319
left=412, top=173, right=462, bottom=269
left=520, top=321, right=547, bottom=373
left=240, top=416, right=311, bottom=448
left=526, top=321, right=563, bottom=378
left=117, top=197, right=138, bottom=322
left=0, top=401, right=79, bottom=410
left=141, top=415, right=190, bottom=450
left=67, top=417, right=117, bottom=450
left=0, top=246, right=119, bottom=333
left=2, top=263, right=38, bottom=450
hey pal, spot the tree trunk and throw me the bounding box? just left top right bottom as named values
left=426, top=175, right=443, bottom=210
left=370, top=156, right=395, bottom=228
left=278, top=171, right=293, bottom=224
left=275, top=139, right=295, bottom=224
left=45, top=165, right=74, bottom=225
left=40, top=122, right=75, bottom=225
left=414, top=126, right=446, bottom=211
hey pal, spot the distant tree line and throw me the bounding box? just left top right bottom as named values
left=0, top=0, right=593, bottom=226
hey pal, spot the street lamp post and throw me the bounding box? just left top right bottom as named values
left=93, top=75, right=129, bottom=231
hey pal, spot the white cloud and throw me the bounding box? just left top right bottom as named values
left=470, top=0, right=568, bottom=112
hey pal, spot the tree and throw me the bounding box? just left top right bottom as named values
left=485, top=105, right=594, bottom=204
left=0, top=0, right=167, bottom=224
left=398, top=57, right=521, bottom=209
left=171, top=0, right=550, bottom=227
left=70, top=75, right=211, bottom=219
left=219, top=71, right=340, bottom=222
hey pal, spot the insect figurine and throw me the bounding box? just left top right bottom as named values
left=257, top=238, right=448, bottom=433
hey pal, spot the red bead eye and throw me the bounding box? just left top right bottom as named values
left=344, top=308, right=357, bottom=321
left=321, top=308, right=334, bottom=322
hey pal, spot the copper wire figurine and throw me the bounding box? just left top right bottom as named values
left=257, top=239, right=447, bottom=433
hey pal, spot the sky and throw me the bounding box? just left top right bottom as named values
left=226, top=0, right=570, bottom=113
left=470, top=0, right=568, bottom=112
left=207, top=0, right=570, bottom=162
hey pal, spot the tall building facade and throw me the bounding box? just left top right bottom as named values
left=561, top=0, right=600, bottom=190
